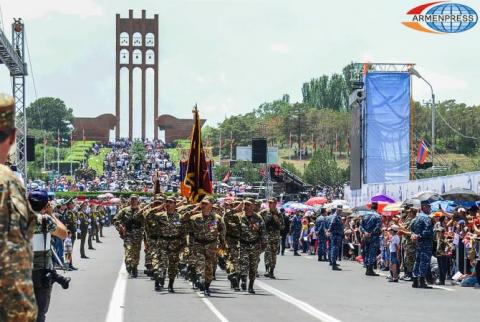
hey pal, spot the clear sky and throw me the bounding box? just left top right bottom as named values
left=0, top=0, right=478, bottom=138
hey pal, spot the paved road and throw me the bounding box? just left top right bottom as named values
left=48, top=227, right=479, bottom=322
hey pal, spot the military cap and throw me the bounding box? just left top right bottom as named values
left=29, top=190, right=49, bottom=203
left=0, top=93, right=15, bottom=130
left=201, top=196, right=215, bottom=204
left=153, top=194, right=165, bottom=201
left=420, top=200, right=431, bottom=207
left=244, top=198, right=255, bottom=205
left=165, top=196, right=176, bottom=202
left=268, top=197, right=277, bottom=203
left=130, top=194, right=139, bottom=199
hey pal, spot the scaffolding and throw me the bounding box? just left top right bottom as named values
left=0, top=18, right=27, bottom=176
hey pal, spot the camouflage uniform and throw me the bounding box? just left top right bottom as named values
left=113, top=206, right=145, bottom=274
left=401, top=216, right=416, bottom=277
left=188, top=211, right=225, bottom=287
left=155, top=210, right=187, bottom=285
left=142, top=203, right=157, bottom=274
left=262, top=208, right=284, bottom=276
left=64, top=208, right=77, bottom=246
left=239, top=211, right=266, bottom=291
left=224, top=208, right=241, bottom=283
left=0, top=163, right=38, bottom=322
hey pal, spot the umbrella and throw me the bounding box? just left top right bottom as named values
left=371, top=194, right=396, bottom=204
left=305, top=196, right=328, bottom=206
left=430, top=200, right=457, bottom=213
left=352, top=205, right=370, bottom=212
left=110, top=198, right=122, bottom=204
left=382, top=202, right=403, bottom=213
left=104, top=193, right=114, bottom=198
left=442, top=188, right=480, bottom=202
left=414, top=191, right=443, bottom=203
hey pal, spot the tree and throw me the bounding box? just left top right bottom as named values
left=130, top=140, right=146, bottom=169
left=280, top=161, right=302, bottom=177
left=304, top=149, right=347, bottom=186
left=232, top=161, right=261, bottom=184
left=26, top=97, right=75, bottom=140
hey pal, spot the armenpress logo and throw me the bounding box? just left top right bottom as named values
left=402, top=1, right=478, bottom=33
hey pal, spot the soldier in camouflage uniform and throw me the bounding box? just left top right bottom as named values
left=0, top=93, right=38, bottom=322
left=399, top=204, right=418, bottom=281
left=143, top=195, right=164, bottom=278
left=87, top=204, right=96, bottom=250
left=239, top=198, right=266, bottom=294
left=98, top=205, right=106, bottom=237
left=223, top=200, right=242, bottom=290
left=64, top=199, right=78, bottom=269
left=154, top=197, right=187, bottom=292
left=188, top=196, right=226, bottom=296
left=113, top=195, right=144, bottom=278
left=177, top=204, right=197, bottom=283
left=261, top=197, right=284, bottom=279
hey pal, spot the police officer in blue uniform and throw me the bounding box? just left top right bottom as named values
left=410, top=200, right=434, bottom=289
left=360, top=202, right=382, bottom=276
left=327, top=205, right=344, bottom=270
left=315, top=208, right=327, bottom=261
left=290, top=211, right=302, bottom=256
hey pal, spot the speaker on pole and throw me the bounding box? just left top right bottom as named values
left=252, top=137, right=267, bottom=163
left=26, top=136, right=35, bottom=162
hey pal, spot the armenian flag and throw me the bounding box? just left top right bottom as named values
left=417, top=140, right=429, bottom=164
left=181, top=105, right=213, bottom=203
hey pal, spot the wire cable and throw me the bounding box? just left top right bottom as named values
left=435, top=107, right=479, bottom=140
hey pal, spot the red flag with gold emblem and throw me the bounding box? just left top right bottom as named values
left=182, top=105, right=213, bottom=203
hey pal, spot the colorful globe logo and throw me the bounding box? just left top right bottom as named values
left=402, top=2, right=478, bottom=34
left=426, top=3, right=478, bottom=33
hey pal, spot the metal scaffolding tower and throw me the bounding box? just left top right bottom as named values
left=0, top=18, right=27, bottom=176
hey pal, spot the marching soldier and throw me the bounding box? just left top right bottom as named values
left=188, top=196, right=226, bottom=296
left=0, top=93, right=38, bottom=322
left=64, top=199, right=78, bottom=269
left=262, top=197, right=284, bottom=279
left=155, top=196, right=187, bottom=292
left=143, top=194, right=164, bottom=278
left=239, top=198, right=266, bottom=294
left=223, top=200, right=242, bottom=290
left=113, top=194, right=145, bottom=278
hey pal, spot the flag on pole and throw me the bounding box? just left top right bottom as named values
left=181, top=105, right=213, bottom=203
left=417, top=140, right=429, bottom=164
left=222, top=169, right=232, bottom=183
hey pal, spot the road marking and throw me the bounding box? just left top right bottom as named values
left=105, top=262, right=127, bottom=322
left=195, top=291, right=230, bottom=322
left=256, top=280, right=341, bottom=322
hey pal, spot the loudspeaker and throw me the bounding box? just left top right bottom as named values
left=252, top=137, right=267, bottom=163
left=26, top=136, right=35, bottom=161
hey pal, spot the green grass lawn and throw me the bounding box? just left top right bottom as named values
left=88, top=148, right=111, bottom=175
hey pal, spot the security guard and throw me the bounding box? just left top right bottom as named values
left=0, top=93, right=38, bottom=322
left=411, top=200, right=434, bottom=289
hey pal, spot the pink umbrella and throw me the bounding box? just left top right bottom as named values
left=110, top=198, right=121, bottom=204
left=305, top=196, right=328, bottom=206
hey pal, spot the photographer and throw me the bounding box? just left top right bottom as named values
left=28, top=190, right=69, bottom=322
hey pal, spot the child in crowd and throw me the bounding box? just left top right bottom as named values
left=308, top=222, right=317, bottom=255
left=64, top=230, right=74, bottom=270
left=388, top=225, right=400, bottom=282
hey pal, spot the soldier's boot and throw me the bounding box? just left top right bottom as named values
left=132, top=267, right=138, bottom=278
left=233, top=275, right=241, bottom=292
left=412, top=277, right=419, bottom=288
left=293, top=251, right=301, bottom=256
left=69, top=263, right=78, bottom=271
left=227, top=274, right=234, bottom=289
left=367, top=265, right=379, bottom=276
left=160, top=277, right=165, bottom=288
left=126, top=266, right=132, bottom=275
left=241, top=276, right=247, bottom=291
left=419, top=277, right=432, bottom=289
left=264, top=265, right=272, bottom=278
left=332, top=264, right=342, bottom=271
left=204, top=282, right=211, bottom=296
left=269, top=267, right=276, bottom=279
left=154, top=279, right=162, bottom=292
left=248, top=280, right=255, bottom=294
left=168, top=279, right=175, bottom=293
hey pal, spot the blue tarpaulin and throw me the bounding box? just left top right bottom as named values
left=364, top=72, right=410, bottom=184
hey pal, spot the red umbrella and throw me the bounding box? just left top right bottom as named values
left=305, top=196, right=328, bottom=206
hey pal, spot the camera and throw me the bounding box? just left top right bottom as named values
left=44, top=269, right=71, bottom=289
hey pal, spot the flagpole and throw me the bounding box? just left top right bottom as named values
left=70, top=132, right=73, bottom=176
left=43, top=136, right=46, bottom=171
left=57, top=129, right=60, bottom=174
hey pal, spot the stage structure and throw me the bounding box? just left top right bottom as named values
left=0, top=18, right=28, bottom=176
left=348, top=63, right=414, bottom=188
left=115, top=10, right=159, bottom=140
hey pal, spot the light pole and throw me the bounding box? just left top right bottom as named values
left=409, top=67, right=435, bottom=168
